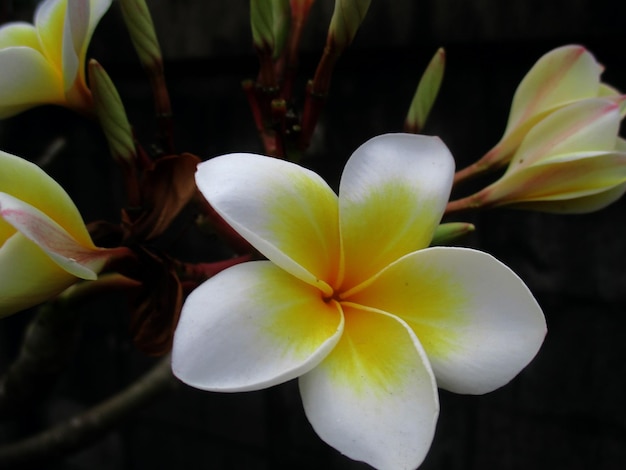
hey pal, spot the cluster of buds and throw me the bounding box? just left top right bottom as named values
left=447, top=46, right=626, bottom=214
left=246, top=0, right=371, bottom=158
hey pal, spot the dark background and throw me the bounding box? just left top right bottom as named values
left=1, top=0, right=626, bottom=469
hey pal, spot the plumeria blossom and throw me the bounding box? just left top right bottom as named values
left=0, top=0, right=112, bottom=118
left=172, top=134, right=546, bottom=469
left=0, top=150, right=127, bottom=317
left=453, top=98, right=626, bottom=213
left=456, top=45, right=623, bottom=182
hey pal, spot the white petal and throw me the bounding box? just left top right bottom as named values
left=79, top=0, right=112, bottom=85
left=300, top=305, right=439, bottom=470
left=172, top=261, right=343, bottom=392
left=338, top=133, right=454, bottom=289
left=195, top=153, right=340, bottom=294
left=345, top=247, right=546, bottom=394
left=62, top=0, right=89, bottom=91
left=87, top=0, right=113, bottom=39
left=68, top=0, right=89, bottom=53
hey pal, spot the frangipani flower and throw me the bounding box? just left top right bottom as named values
left=172, top=134, right=546, bottom=469
left=0, top=150, right=127, bottom=317
left=451, top=98, right=626, bottom=213
left=0, top=0, right=112, bottom=118
left=455, top=45, right=623, bottom=182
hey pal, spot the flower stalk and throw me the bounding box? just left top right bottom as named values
left=445, top=192, right=484, bottom=214
left=281, top=0, right=315, bottom=100
left=300, top=0, right=371, bottom=148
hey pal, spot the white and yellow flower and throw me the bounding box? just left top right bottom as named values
left=0, top=150, right=127, bottom=317
left=172, top=134, right=546, bottom=469
left=0, top=0, right=112, bottom=118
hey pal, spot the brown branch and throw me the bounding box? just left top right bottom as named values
left=0, top=275, right=140, bottom=419
left=0, top=355, right=177, bottom=469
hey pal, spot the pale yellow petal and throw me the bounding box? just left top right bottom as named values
left=487, top=151, right=626, bottom=207
left=61, top=0, right=87, bottom=91
left=74, top=0, right=112, bottom=86
left=0, top=150, right=93, bottom=246
left=487, top=45, right=604, bottom=164
left=0, top=232, right=77, bottom=317
left=0, top=192, right=107, bottom=278
left=507, top=98, right=621, bottom=172
left=0, top=48, right=64, bottom=117
left=35, top=0, right=67, bottom=68
left=0, top=22, right=41, bottom=50
left=508, top=182, right=626, bottom=213
left=598, top=83, right=626, bottom=117
left=505, top=45, right=602, bottom=138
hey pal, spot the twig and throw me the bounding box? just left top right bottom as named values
left=0, top=355, right=177, bottom=469
left=0, top=275, right=140, bottom=419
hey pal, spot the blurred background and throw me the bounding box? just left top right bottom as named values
left=1, top=0, right=626, bottom=468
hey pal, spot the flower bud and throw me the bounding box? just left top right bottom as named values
left=430, top=222, right=475, bottom=245
left=251, top=0, right=290, bottom=58
left=328, top=0, right=371, bottom=52
left=119, top=0, right=163, bottom=69
left=88, top=59, right=135, bottom=164
left=405, top=48, right=445, bottom=134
